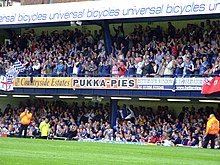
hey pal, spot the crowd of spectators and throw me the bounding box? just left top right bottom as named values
left=0, top=100, right=219, bottom=148
left=0, top=20, right=220, bottom=78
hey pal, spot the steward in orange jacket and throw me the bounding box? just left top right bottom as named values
left=19, top=107, right=32, bottom=138
left=203, top=114, right=219, bottom=149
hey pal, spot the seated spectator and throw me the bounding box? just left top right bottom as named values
left=0, top=99, right=219, bottom=147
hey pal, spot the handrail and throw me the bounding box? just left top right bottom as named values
left=0, top=73, right=218, bottom=78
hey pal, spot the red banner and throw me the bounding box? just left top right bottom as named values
left=201, top=77, right=220, bottom=94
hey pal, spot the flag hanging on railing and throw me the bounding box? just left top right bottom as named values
left=0, top=75, right=13, bottom=91
left=201, top=77, right=220, bottom=94
left=0, top=60, right=24, bottom=91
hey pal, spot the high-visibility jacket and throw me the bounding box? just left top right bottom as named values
left=39, top=121, right=50, bottom=137
left=20, top=112, right=32, bottom=125
left=206, top=116, right=219, bottom=135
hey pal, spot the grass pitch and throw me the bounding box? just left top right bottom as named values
left=0, top=138, right=219, bottom=165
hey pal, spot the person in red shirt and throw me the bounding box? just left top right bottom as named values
left=118, top=61, right=126, bottom=77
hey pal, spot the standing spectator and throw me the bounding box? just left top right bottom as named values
left=27, top=62, right=34, bottom=83
left=199, top=56, right=209, bottom=76
left=193, top=58, right=201, bottom=77
left=184, top=58, right=194, bottom=77
left=84, top=61, right=90, bottom=77
left=73, top=58, right=79, bottom=77
left=98, top=61, right=103, bottom=77
left=164, top=56, right=174, bottom=77
left=65, top=58, right=73, bottom=77
left=19, top=107, right=32, bottom=138
left=142, top=58, right=154, bottom=77
left=33, top=59, right=41, bottom=77
left=89, top=60, right=98, bottom=77
left=0, top=62, right=4, bottom=75
left=52, top=58, right=58, bottom=77
left=57, top=60, right=66, bottom=77
left=174, top=57, right=184, bottom=77
left=118, top=61, right=126, bottom=77
left=155, top=50, right=164, bottom=66
left=157, top=58, right=166, bottom=77
left=213, top=60, right=220, bottom=76
left=136, top=57, right=144, bottom=77
left=102, top=61, right=111, bottom=77
left=77, top=59, right=83, bottom=77
left=111, top=62, right=118, bottom=77
left=127, top=58, right=136, bottom=77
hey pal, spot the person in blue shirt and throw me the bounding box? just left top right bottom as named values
left=57, top=60, right=66, bottom=77
left=199, top=56, right=209, bottom=76
left=98, top=61, right=103, bottom=77
left=175, top=57, right=184, bottom=77
left=102, top=61, right=111, bottom=77
left=127, top=57, right=136, bottom=77
left=77, top=60, right=83, bottom=77
left=27, top=61, right=33, bottom=74
left=52, top=58, right=58, bottom=77
left=27, top=61, right=34, bottom=83
left=65, top=58, right=73, bottom=77
left=155, top=50, right=164, bottom=66
left=184, top=58, right=194, bottom=77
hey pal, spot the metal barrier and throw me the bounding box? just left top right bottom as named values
left=0, top=73, right=218, bottom=78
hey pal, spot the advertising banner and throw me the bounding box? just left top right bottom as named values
left=72, top=77, right=137, bottom=89
left=0, top=77, right=205, bottom=91
left=14, top=77, right=73, bottom=88
left=72, top=77, right=204, bottom=91
left=0, top=0, right=219, bottom=25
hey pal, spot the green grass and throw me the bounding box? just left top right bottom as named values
left=0, top=138, right=220, bottom=165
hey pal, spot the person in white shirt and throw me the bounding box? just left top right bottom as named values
left=136, top=56, right=144, bottom=77
left=33, top=59, right=41, bottom=76
left=164, top=56, right=174, bottom=77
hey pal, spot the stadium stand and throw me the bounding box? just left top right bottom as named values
left=1, top=20, right=220, bottom=78
left=0, top=100, right=219, bottom=148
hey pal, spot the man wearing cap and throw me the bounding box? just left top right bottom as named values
left=203, top=114, right=219, bottom=149
left=19, top=107, right=32, bottom=138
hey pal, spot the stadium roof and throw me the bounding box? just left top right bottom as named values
left=0, top=0, right=220, bottom=28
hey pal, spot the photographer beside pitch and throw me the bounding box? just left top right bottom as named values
left=203, top=114, right=219, bottom=149
left=19, top=107, right=32, bottom=138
